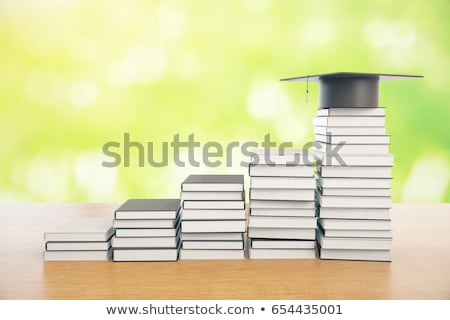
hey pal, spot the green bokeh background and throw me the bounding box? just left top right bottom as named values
left=0, top=0, right=449, bottom=203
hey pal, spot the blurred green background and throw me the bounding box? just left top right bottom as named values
left=0, top=0, right=449, bottom=203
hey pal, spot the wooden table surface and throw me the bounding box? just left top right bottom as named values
left=0, top=203, right=448, bottom=299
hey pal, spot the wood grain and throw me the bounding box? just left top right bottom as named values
left=0, top=203, right=449, bottom=299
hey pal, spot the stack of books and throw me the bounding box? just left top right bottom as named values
left=179, top=174, right=246, bottom=260
left=43, top=217, right=114, bottom=261
left=247, top=149, right=317, bottom=259
left=112, top=199, right=181, bottom=261
left=314, top=107, right=393, bottom=261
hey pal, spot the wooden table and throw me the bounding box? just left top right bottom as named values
left=0, top=203, right=448, bottom=299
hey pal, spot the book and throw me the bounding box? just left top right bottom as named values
left=113, top=248, right=179, bottom=261
left=318, top=207, right=391, bottom=220
left=182, top=200, right=245, bottom=210
left=316, top=107, right=385, bottom=117
left=250, top=208, right=315, bottom=217
left=250, top=177, right=315, bottom=189
left=250, top=239, right=316, bottom=249
left=180, top=191, right=244, bottom=201
left=249, top=149, right=313, bottom=165
left=247, top=227, right=316, bottom=240
left=314, top=151, right=394, bottom=166
left=313, top=116, right=385, bottom=127
left=249, top=164, right=314, bottom=177
left=250, top=200, right=315, bottom=209
left=320, top=228, right=393, bottom=238
left=115, top=228, right=178, bottom=237
left=248, top=216, right=317, bottom=229
left=319, top=187, right=391, bottom=197
left=314, top=142, right=389, bottom=154
left=318, top=231, right=392, bottom=250
left=182, top=240, right=244, bottom=250
left=315, top=134, right=390, bottom=145
left=316, top=195, right=392, bottom=208
left=113, top=219, right=178, bottom=229
left=319, top=248, right=391, bottom=262
left=114, top=198, right=180, bottom=220
left=250, top=188, right=315, bottom=201
left=318, top=219, right=391, bottom=230
left=314, top=126, right=387, bottom=136
left=181, top=220, right=246, bottom=233
left=319, top=166, right=392, bottom=178
left=317, top=177, right=391, bottom=189
left=181, top=174, right=244, bottom=191
left=45, top=241, right=111, bottom=251
left=181, top=208, right=246, bottom=220
left=44, top=218, right=114, bottom=242
left=43, top=248, right=112, bottom=261
left=249, top=247, right=316, bottom=259
left=181, top=233, right=243, bottom=241
left=111, top=236, right=179, bottom=248
left=179, top=249, right=245, bottom=260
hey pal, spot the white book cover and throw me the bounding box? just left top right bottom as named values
left=43, top=248, right=112, bottom=261
left=111, top=235, right=179, bottom=248
left=314, top=142, right=389, bottom=155
left=321, top=228, right=393, bottom=238
left=113, top=219, right=178, bottom=229
left=181, top=233, right=243, bottom=241
left=250, top=239, right=315, bottom=249
left=250, top=208, right=316, bottom=217
left=115, top=228, right=178, bottom=237
left=247, top=227, right=316, bottom=240
left=180, top=191, right=244, bottom=201
left=249, top=164, right=314, bottom=177
left=248, top=216, right=317, bottom=229
left=249, top=247, right=316, bottom=259
left=313, top=116, right=385, bottom=127
left=44, top=218, right=114, bottom=242
left=45, top=241, right=111, bottom=251
left=179, top=249, right=245, bottom=260
left=181, top=174, right=244, bottom=192
left=319, top=188, right=391, bottom=197
left=317, top=195, right=392, bottom=208
left=316, top=107, right=385, bottom=117
left=314, top=126, right=387, bottom=136
left=183, top=200, right=245, bottom=210
left=181, top=220, right=246, bottom=233
left=181, top=208, right=246, bottom=221
left=315, top=134, right=390, bottom=145
left=319, top=218, right=391, bottom=230
left=319, top=248, right=391, bottom=262
left=314, top=151, right=394, bottom=166
left=113, top=248, right=178, bottom=261
left=317, top=177, right=391, bottom=189
left=318, top=207, right=391, bottom=220
left=250, top=200, right=315, bottom=209
left=249, top=149, right=313, bottom=165
left=318, top=231, right=392, bottom=250
left=250, top=176, right=315, bottom=189
left=320, top=166, right=392, bottom=178
left=250, top=188, right=315, bottom=201
left=182, top=240, right=243, bottom=250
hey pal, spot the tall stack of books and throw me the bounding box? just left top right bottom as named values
left=112, top=199, right=180, bottom=261
left=247, top=149, right=317, bottom=259
left=314, top=108, right=393, bottom=261
left=179, top=174, right=246, bottom=260
left=44, top=217, right=114, bottom=261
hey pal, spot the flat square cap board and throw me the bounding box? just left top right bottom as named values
left=280, top=72, right=423, bottom=109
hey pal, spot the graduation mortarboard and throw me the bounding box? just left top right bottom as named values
left=280, top=72, right=423, bottom=109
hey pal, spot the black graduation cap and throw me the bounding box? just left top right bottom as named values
left=280, top=72, right=423, bottom=109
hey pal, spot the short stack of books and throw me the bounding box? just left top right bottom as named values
left=112, top=199, right=180, bottom=261
left=314, top=107, right=393, bottom=261
left=43, top=217, right=114, bottom=261
left=179, top=174, right=246, bottom=260
left=247, top=149, right=317, bottom=259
